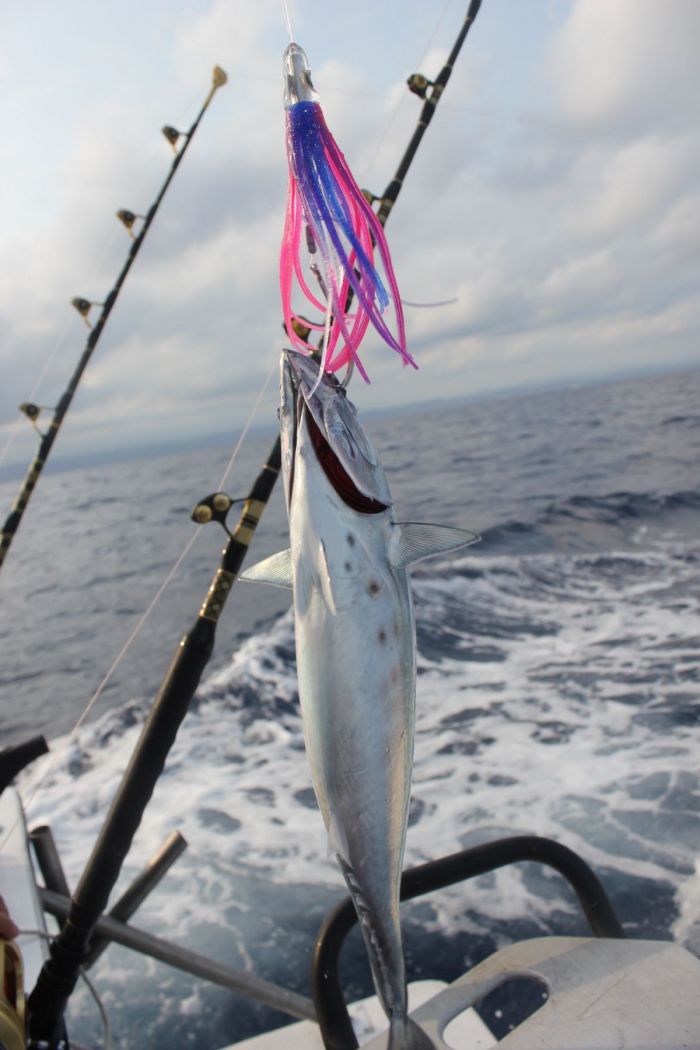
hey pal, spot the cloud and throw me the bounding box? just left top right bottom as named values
left=173, top=2, right=278, bottom=91
left=1, top=0, right=699, bottom=475
left=543, top=0, right=700, bottom=136
left=652, top=191, right=700, bottom=266
left=564, top=135, right=698, bottom=242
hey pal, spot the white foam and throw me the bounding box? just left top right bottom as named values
left=14, top=538, right=700, bottom=1044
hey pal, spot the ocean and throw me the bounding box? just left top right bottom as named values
left=1, top=365, right=700, bottom=1048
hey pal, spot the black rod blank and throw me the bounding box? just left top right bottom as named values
left=0, top=67, right=227, bottom=574
left=378, top=0, right=482, bottom=225
left=27, top=440, right=281, bottom=1045
left=28, top=1, right=485, bottom=1041
left=29, top=826, right=71, bottom=901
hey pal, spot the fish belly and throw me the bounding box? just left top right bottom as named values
left=294, top=540, right=415, bottom=1020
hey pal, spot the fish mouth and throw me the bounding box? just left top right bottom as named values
left=281, top=351, right=391, bottom=514
left=304, top=408, right=388, bottom=514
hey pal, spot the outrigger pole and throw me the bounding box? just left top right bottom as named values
left=27, top=4, right=483, bottom=1044
left=0, top=65, right=228, bottom=575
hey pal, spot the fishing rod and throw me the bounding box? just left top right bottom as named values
left=377, top=0, right=482, bottom=226
left=0, top=65, right=228, bottom=575
left=27, top=4, right=484, bottom=1044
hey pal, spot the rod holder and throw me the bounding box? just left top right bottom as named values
left=39, top=887, right=315, bottom=1022
left=83, top=830, right=187, bottom=968
left=29, top=826, right=71, bottom=901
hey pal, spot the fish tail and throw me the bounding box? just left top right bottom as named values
left=388, top=1015, right=437, bottom=1050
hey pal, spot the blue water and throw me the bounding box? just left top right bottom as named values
left=2, top=366, right=700, bottom=1048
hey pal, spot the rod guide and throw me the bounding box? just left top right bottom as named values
left=407, top=72, right=434, bottom=98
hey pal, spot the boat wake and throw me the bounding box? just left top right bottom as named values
left=19, top=525, right=700, bottom=1047
left=7, top=367, right=700, bottom=1047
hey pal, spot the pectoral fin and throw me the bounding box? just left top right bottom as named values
left=393, top=522, right=479, bottom=568
left=240, top=549, right=293, bottom=588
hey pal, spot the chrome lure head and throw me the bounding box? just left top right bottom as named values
left=279, top=350, right=392, bottom=513
left=283, top=43, right=320, bottom=108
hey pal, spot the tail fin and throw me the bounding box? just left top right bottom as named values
left=388, top=1015, right=437, bottom=1050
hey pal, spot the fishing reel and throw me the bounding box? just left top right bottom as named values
left=0, top=940, right=26, bottom=1050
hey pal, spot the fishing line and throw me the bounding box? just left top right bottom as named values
left=0, top=417, right=31, bottom=474
left=229, top=71, right=566, bottom=132
left=24, top=225, right=120, bottom=407
left=217, top=353, right=277, bottom=491
left=277, top=0, right=459, bottom=380
left=2, top=354, right=278, bottom=840
left=2, top=0, right=468, bottom=866
left=401, top=297, right=458, bottom=308
left=281, top=0, right=294, bottom=43
left=0, top=228, right=120, bottom=472
left=2, top=533, right=200, bottom=848
left=0, top=321, right=70, bottom=470
left=277, top=0, right=456, bottom=191
left=360, top=0, right=456, bottom=181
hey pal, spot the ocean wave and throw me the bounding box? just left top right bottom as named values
left=544, top=488, right=700, bottom=523
left=7, top=367, right=700, bottom=1047
left=474, top=488, right=700, bottom=556
left=15, top=533, right=700, bottom=1047
left=661, top=414, right=700, bottom=428
left=21, top=540, right=700, bottom=900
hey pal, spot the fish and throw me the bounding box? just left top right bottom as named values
left=243, top=350, right=478, bottom=1048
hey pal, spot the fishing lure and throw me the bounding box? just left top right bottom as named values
left=280, top=42, right=416, bottom=382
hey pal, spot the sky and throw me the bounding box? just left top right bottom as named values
left=1, top=0, right=699, bottom=473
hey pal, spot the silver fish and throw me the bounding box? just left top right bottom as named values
left=243, top=351, right=477, bottom=1049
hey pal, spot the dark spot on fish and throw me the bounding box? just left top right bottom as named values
left=344, top=561, right=352, bottom=572
left=378, top=628, right=387, bottom=644
left=368, top=579, right=380, bottom=596
left=347, top=533, right=355, bottom=546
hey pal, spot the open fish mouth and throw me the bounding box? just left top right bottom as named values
left=281, top=350, right=392, bottom=512
left=304, top=410, right=389, bottom=514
